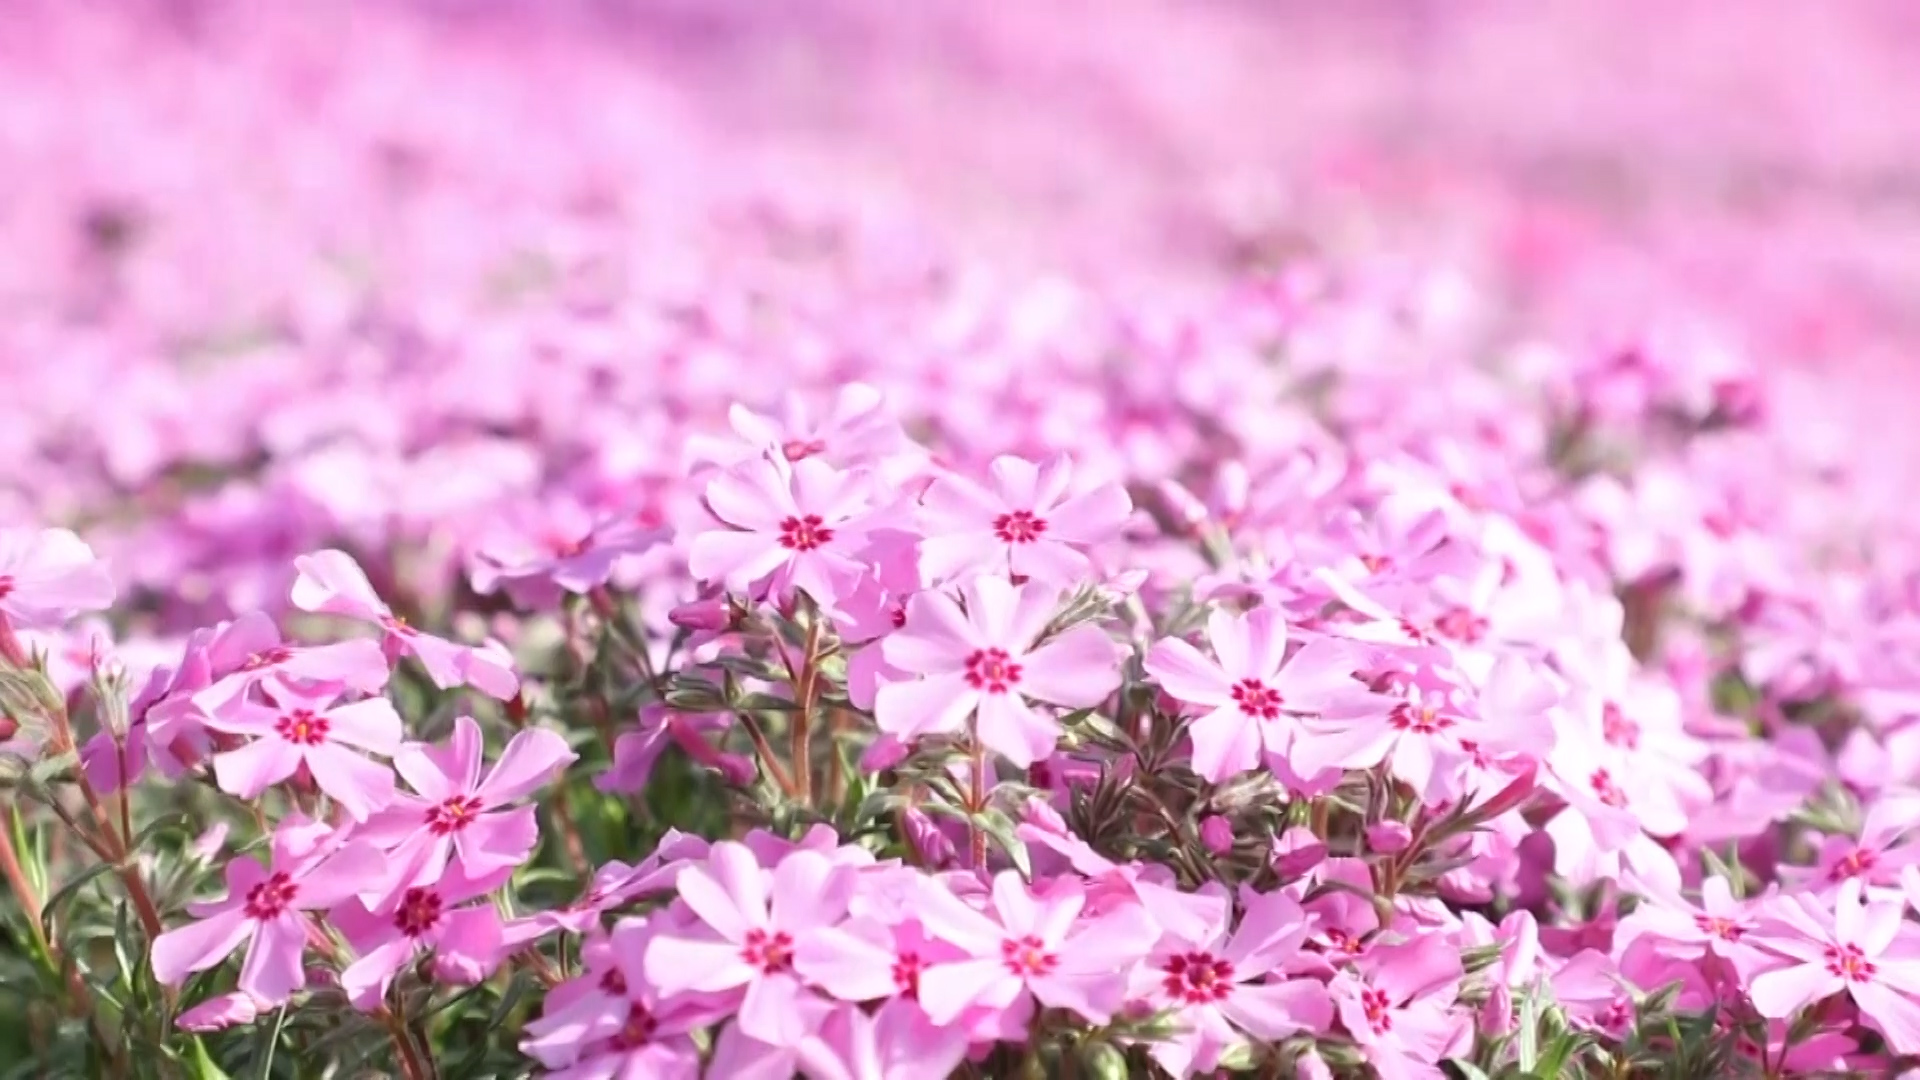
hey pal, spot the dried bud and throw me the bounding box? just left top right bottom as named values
left=87, top=652, right=132, bottom=737
left=0, top=663, right=64, bottom=744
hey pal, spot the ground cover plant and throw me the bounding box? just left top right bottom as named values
left=8, top=2, right=1920, bottom=1077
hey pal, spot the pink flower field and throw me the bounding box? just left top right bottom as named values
left=10, top=2, right=1920, bottom=1077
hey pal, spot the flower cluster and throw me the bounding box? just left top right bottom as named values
left=12, top=3, right=1920, bottom=1079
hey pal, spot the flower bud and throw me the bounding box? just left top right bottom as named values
left=668, top=597, right=734, bottom=633
left=1199, top=815, right=1235, bottom=855
left=175, top=992, right=265, bottom=1032
left=1366, top=821, right=1413, bottom=853
left=860, top=733, right=909, bottom=773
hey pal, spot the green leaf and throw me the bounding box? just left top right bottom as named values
left=187, top=1038, right=235, bottom=1080
left=1516, top=984, right=1542, bottom=1070
left=38, top=857, right=116, bottom=944
left=1445, top=1062, right=1493, bottom=1080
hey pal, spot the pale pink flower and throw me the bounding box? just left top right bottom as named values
left=795, top=1000, right=970, bottom=1080
left=331, top=861, right=509, bottom=1010
left=1145, top=606, right=1373, bottom=782
left=467, top=495, right=666, bottom=608
left=521, top=919, right=716, bottom=1078
left=916, top=454, right=1132, bottom=586
left=0, top=527, right=115, bottom=631
left=912, top=871, right=1155, bottom=1028
left=686, top=454, right=881, bottom=612
left=1749, top=878, right=1920, bottom=1053
left=290, top=549, right=519, bottom=700
left=874, top=575, right=1123, bottom=767
left=152, top=819, right=383, bottom=1005
left=1330, top=935, right=1470, bottom=1080
left=199, top=679, right=402, bottom=821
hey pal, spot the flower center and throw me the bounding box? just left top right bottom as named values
left=1692, top=914, right=1745, bottom=942
left=1830, top=846, right=1879, bottom=882
left=1357, top=554, right=1392, bottom=576
left=243, top=872, right=299, bottom=919
left=379, top=614, right=419, bottom=638
left=1160, top=950, right=1235, bottom=1005
left=964, top=647, right=1024, bottom=693
left=1229, top=679, right=1282, bottom=720
left=1388, top=702, right=1453, bottom=734
left=426, top=794, right=482, bottom=835
left=1434, top=606, right=1487, bottom=643
left=610, top=1003, right=658, bottom=1050
left=392, top=887, right=444, bottom=936
left=1589, top=768, right=1629, bottom=809
left=1600, top=703, right=1641, bottom=750
left=1825, top=943, right=1878, bottom=983
left=781, top=438, right=826, bottom=462
left=544, top=532, right=593, bottom=559
left=275, top=709, right=331, bottom=746
left=777, top=514, right=834, bottom=552
left=999, top=934, right=1059, bottom=977
left=0, top=574, right=13, bottom=600
left=599, top=969, right=629, bottom=996
left=992, top=510, right=1049, bottom=544
left=740, top=928, right=795, bottom=973
left=240, top=646, right=293, bottom=672
left=1360, top=986, right=1394, bottom=1033
left=891, top=951, right=925, bottom=999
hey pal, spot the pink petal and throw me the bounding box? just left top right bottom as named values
left=340, top=936, right=416, bottom=1012
left=677, top=841, right=768, bottom=941
left=1006, top=540, right=1093, bottom=587
left=1221, top=979, right=1331, bottom=1040
left=290, top=550, right=388, bottom=620
left=688, top=530, right=792, bottom=591
left=324, top=698, right=403, bottom=754
left=212, top=738, right=302, bottom=798
left=457, top=639, right=520, bottom=700
left=644, top=934, right=757, bottom=995
left=281, top=640, right=392, bottom=693
left=238, top=913, right=309, bottom=1004
left=793, top=920, right=901, bottom=1002
left=1186, top=704, right=1263, bottom=783
left=881, top=591, right=979, bottom=672
left=738, top=972, right=809, bottom=1045
left=705, top=458, right=799, bottom=531
left=1853, top=981, right=1920, bottom=1055
left=975, top=692, right=1058, bottom=768
left=1144, top=637, right=1230, bottom=707
left=1043, top=482, right=1131, bottom=544
left=435, top=905, right=505, bottom=981
left=1029, top=971, right=1126, bottom=1023
left=917, top=958, right=1013, bottom=1026
left=151, top=908, right=252, bottom=986
left=988, top=457, right=1043, bottom=509
left=770, top=851, right=853, bottom=933
left=873, top=673, right=979, bottom=741
left=960, top=575, right=1023, bottom=645
left=1290, top=718, right=1396, bottom=777
left=919, top=473, right=1003, bottom=531
left=1273, top=638, right=1367, bottom=707
left=298, top=842, right=393, bottom=909
left=1748, top=962, right=1839, bottom=1019
left=395, top=716, right=480, bottom=801
left=1019, top=625, right=1122, bottom=710
left=302, top=743, right=396, bottom=821
left=476, top=727, right=576, bottom=805
left=453, top=806, right=540, bottom=875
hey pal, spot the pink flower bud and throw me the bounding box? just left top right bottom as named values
left=1199, top=815, right=1235, bottom=855
left=903, top=807, right=954, bottom=869
left=432, top=951, right=490, bottom=986
left=1272, top=827, right=1326, bottom=879
left=860, top=733, right=909, bottom=773
left=1366, top=821, right=1413, bottom=853
left=667, top=597, right=733, bottom=633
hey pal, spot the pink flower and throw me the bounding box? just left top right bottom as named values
left=685, top=383, right=916, bottom=474
left=1133, top=888, right=1333, bottom=1076
left=911, top=871, right=1155, bottom=1028
left=0, top=527, right=115, bottom=631
left=152, top=819, right=383, bottom=1005
left=1749, top=878, right=1920, bottom=1053
left=1145, top=606, right=1373, bottom=782
left=1614, top=873, right=1766, bottom=982
left=466, top=495, right=666, bottom=608
left=643, top=842, right=857, bottom=1045
left=521, top=918, right=716, bottom=1078
left=1330, top=935, right=1470, bottom=1080
left=353, top=714, right=575, bottom=889
left=793, top=913, right=965, bottom=1006
left=795, top=1000, right=970, bottom=1080
left=199, top=679, right=402, bottom=821
left=173, top=612, right=390, bottom=733
left=916, top=454, right=1132, bottom=586
left=686, top=454, right=882, bottom=611
left=174, top=991, right=268, bottom=1033
left=874, top=575, right=1123, bottom=767
left=290, top=549, right=519, bottom=700
left=331, top=861, right=509, bottom=1010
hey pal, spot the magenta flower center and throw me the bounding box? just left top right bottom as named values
left=891, top=951, right=925, bottom=999
left=1433, top=606, right=1487, bottom=643
left=964, top=647, right=1024, bottom=693
left=240, top=646, right=293, bottom=672
left=781, top=438, right=826, bottom=462
left=1600, top=703, right=1641, bottom=750
left=393, top=887, right=444, bottom=936
left=426, top=794, right=483, bottom=835
left=992, top=509, right=1049, bottom=544
left=0, top=574, right=13, bottom=600
left=1359, top=986, right=1394, bottom=1033
left=1160, top=950, right=1235, bottom=1004
left=777, top=514, right=834, bottom=551
left=1825, top=943, right=1878, bottom=983
left=1693, top=914, right=1745, bottom=942
left=1357, top=554, right=1392, bottom=575
left=276, top=709, right=331, bottom=746
left=1830, top=846, right=1879, bottom=882
left=599, top=968, right=629, bottom=996
left=1229, top=679, right=1282, bottom=720
left=739, top=928, right=795, bottom=972
left=544, top=532, right=593, bottom=559
left=999, top=934, right=1059, bottom=977
left=243, top=872, right=299, bottom=919
left=379, top=614, right=419, bottom=638
left=1588, top=768, right=1629, bottom=809
left=610, top=1003, right=658, bottom=1050
left=1388, top=702, right=1453, bottom=734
